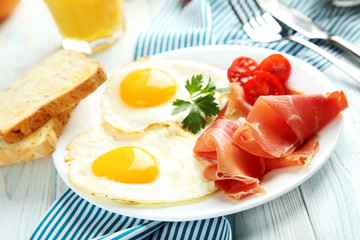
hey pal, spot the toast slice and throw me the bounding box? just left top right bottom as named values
left=0, top=49, right=107, bottom=143
left=0, top=109, right=72, bottom=166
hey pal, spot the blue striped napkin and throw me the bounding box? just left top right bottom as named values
left=30, top=189, right=231, bottom=239
left=135, top=0, right=360, bottom=69
left=31, top=0, right=359, bottom=239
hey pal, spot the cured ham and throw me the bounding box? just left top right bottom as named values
left=225, top=83, right=252, bottom=117
left=233, top=91, right=348, bottom=158
left=194, top=89, right=347, bottom=200
left=194, top=106, right=266, bottom=200
left=264, top=135, right=319, bottom=169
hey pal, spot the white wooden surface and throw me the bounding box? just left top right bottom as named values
left=1, top=0, right=360, bottom=239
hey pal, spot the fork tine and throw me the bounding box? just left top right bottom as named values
left=246, top=0, right=281, bottom=33
left=228, top=0, right=282, bottom=42
left=228, top=0, right=259, bottom=40
left=262, top=12, right=282, bottom=33
left=251, top=0, right=282, bottom=33
left=242, top=1, right=263, bottom=30
left=245, top=0, right=263, bottom=25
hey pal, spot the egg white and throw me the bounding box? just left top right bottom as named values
left=66, top=123, right=217, bottom=204
left=101, top=58, right=228, bottom=133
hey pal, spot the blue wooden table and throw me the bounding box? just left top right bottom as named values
left=1, top=0, right=359, bottom=239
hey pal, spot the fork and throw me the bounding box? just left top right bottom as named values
left=227, top=0, right=360, bottom=85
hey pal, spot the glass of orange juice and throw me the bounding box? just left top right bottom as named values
left=45, top=0, right=124, bottom=54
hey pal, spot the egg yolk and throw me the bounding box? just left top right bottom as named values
left=92, top=146, right=159, bottom=184
left=120, top=68, right=177, bottom=108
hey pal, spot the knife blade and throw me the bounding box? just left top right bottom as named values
left=256, top=0, right=360, bottom=61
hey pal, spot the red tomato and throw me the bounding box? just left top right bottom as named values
left=258, top=54, right=291, bottom=84
left=227, top=57, right=258, bottom=85
left=243, top=71, right=285, bottom=105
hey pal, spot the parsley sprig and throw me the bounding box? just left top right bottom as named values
left=172, top=75, right=231, bottom=134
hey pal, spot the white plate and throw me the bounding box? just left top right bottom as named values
left=53, top=45, right=343, bottom=221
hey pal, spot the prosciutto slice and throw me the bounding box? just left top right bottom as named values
left=264, top=135, right=319, bottom=169
left=225, top=82, right=252, bottom=117
left=194, top=89, right=347, bottom=200
left=194, top=106, right=266, bottom=200
left=233, top=91, right=348, bottom=158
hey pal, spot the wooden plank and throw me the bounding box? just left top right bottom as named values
left=0, top=157, right=56, bottom=240
left=228, top=188, right=316, bottom=240
left=300, top=161, right=360, bottom=240
left=300, top=104, right=360, bottom=240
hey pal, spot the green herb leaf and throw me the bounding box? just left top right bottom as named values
left=172, top=74, right=231, bottom=134
left=171, top=99, right=192, bottom=115
left=199, top=77, right=216, bottom=95
left=185, top=75, right=203, bottom=96
left=194, top=94, right=220, bottom=117
left=182, top=106, right=206, bottom=134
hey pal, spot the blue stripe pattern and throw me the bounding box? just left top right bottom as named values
left=30, top=189, right=231, bottom=239
left=134, top=0, right=360, bottom=70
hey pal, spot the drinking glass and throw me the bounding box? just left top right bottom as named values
left=45, top=0, right=125, bottom=54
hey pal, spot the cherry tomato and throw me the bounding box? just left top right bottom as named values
left=258, top=54, right=291, bottom=84
left=227, top=57, right=258, bottom=85
left=243, top=71, right=285, bottom=105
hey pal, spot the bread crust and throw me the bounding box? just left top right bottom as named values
left=0, top=50, right=107, bottom=143
left=0, top=109, right=72, bottom=166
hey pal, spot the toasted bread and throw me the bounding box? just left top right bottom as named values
left=0, top=109, right=72, bottom=166
left=0, top=49, right=107, bottom=143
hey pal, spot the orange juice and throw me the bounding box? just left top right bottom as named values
left=45, top=0, right=124, bottom=43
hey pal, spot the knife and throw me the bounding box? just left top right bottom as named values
left=256, top=0, right=360, bottom=61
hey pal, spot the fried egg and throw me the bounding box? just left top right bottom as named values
left=101, top=58, right=228, bottom=132
left=66, top=124, right=217, bottom=204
